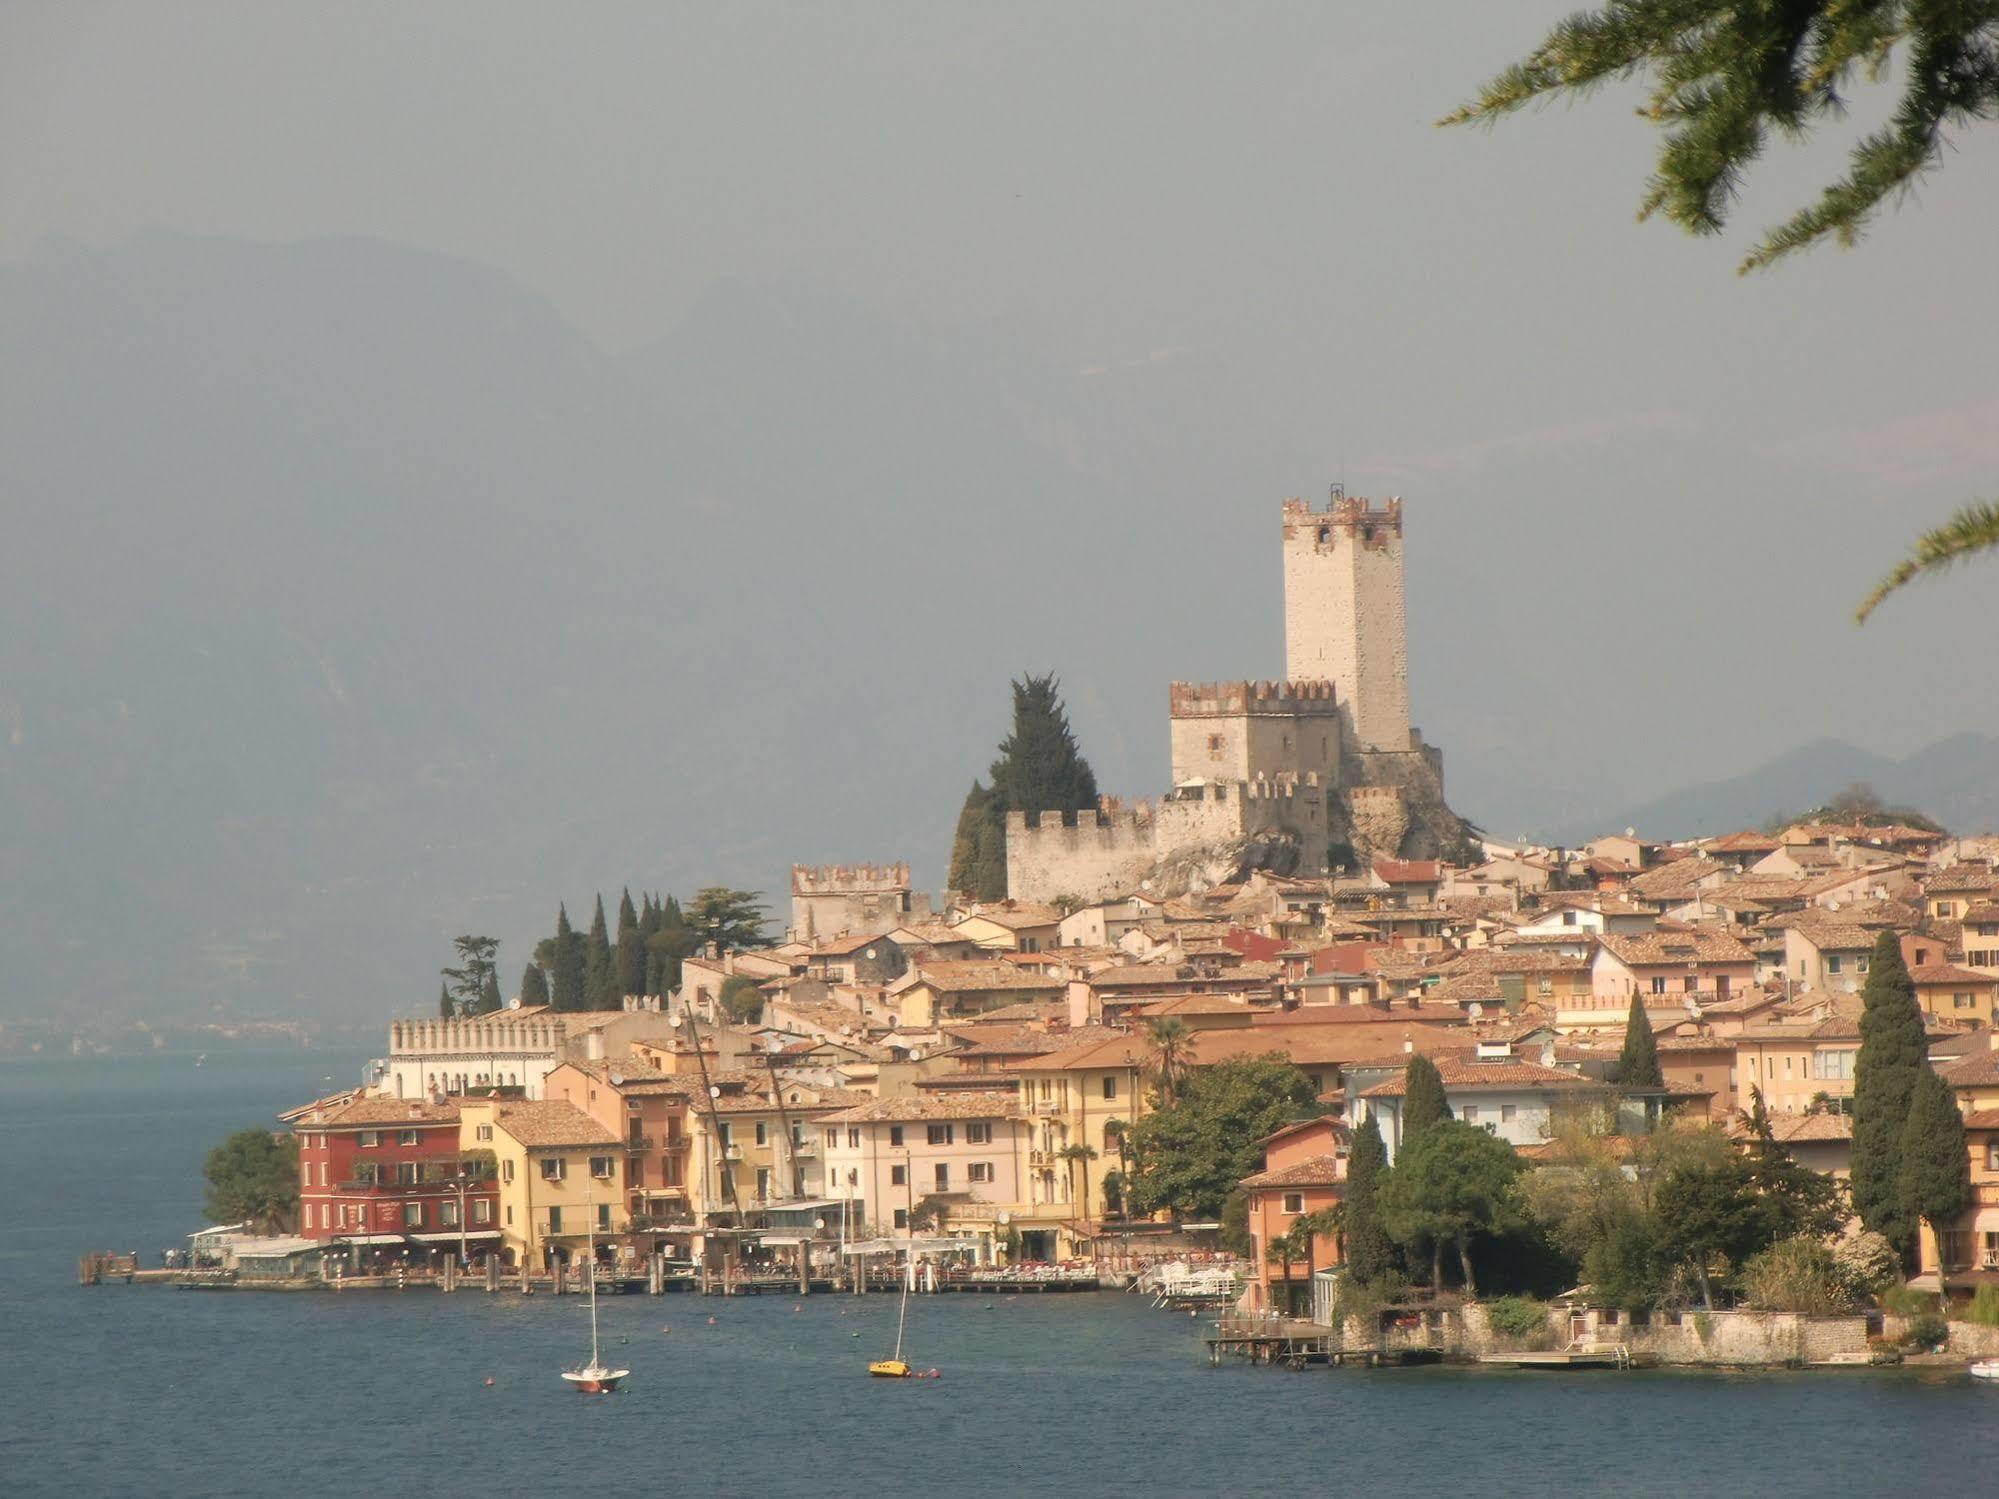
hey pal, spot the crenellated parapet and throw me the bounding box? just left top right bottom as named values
left=1281, top=493, right=1403, bottom=540
left=1168, top=679, right=1340, bottom=717
left=790, top=861, right=912, bottom=894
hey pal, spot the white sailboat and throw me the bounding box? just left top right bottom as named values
left=560, top=1192, right=629, bottom=1394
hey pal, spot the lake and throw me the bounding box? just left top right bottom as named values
left=2, top=1050, right=1992, bottom=1498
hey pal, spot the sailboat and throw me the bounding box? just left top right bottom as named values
left=868, top=1248, right=914, bottom=1378
left=560, top=1193, right=629, bottom=1394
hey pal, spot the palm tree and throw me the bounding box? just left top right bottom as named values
left=1265, top=1226, right=1297, bottom=1313
left=1103, top=1117, right=1131, bottom=1216
left=1856, top=499, right=1999, bottom=623
left=1058, top=1142, right=1099, bottom=1223
left=1145, top=1017, right=1193, bottom=1104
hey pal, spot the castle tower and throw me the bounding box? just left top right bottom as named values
left=1281, top=494, right=1411, bottom=754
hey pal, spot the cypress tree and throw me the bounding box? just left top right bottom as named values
left=438, top=980, right=454, bottom=1020
left=585, top=893, right=615, bottom=1007
left=1400, top=1054, right=1450, bottom=1143
left=1611, top=989, right=1662, bottom=1088
left=948, top=675, right=1100, bottom=900
left=479, top=968, right=502, bottom=1015
left=550, top=904, right=586, bottom=1012
left=948, top=780, right=1007, bottom=900
left=615, top=886, right=645, bottom=1000
left=519, top=961, right=549, bottom=1009
left=1341, top=1114, right=1396, bottom=1286
left=1852, top=930, right=1926, bottom=1251
left=1900, top=1068, right=1971, bottom=1248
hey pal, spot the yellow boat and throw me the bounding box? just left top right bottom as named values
left=868, top=1359, right=911, bottom=1379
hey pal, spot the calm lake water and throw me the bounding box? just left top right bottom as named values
left=2, top=1050, right=1993, bottom=1498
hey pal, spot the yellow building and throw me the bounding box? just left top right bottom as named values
left=1005, top=1031, right=1154, bottom=1232
left=459, top=1099, right=625, bottom=1269
left=1911, top=962, right=1999, bottom=1029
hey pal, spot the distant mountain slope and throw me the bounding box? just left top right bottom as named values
left=1553, top=734, right=1999, bottom=845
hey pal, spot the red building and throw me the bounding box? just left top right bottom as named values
left=290, top=1096, right=499, bottom=1259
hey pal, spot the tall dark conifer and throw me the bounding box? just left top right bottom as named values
left=614, top=886, right=644, bottom=1000
left=585, top=893, right=615, bottom=1007
left=479, top=968, right=502, bottom=1014
left=438, top=980, right=454, bottom=1020
left=1901, top=1068, right=1971, bottom=1245
left=1611, top=990, right=1662, bottom=1088
left=948, top=780, right=1006, bottom=900
left=948, top=674, right=1100, bottom=900
left=551, top=904, right=586, bottom=1011
left=1852, top=931, right=1927, bottom=1251
left=1400, top=1054, right=1450, bottom=1143
left=519, top=961, right=550, bottom=1009
left=1341, top=1115, right=1396, bottom=1286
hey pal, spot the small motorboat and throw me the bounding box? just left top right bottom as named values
left=1970, top=1360, right=1999, bottom=1382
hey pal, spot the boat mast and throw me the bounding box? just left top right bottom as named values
left=586, top=1182, right=600, bottom=1368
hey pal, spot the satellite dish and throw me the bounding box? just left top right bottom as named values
left=997, top=1210, right=1011, bottom=1226
left=709, top=1085, right=721, bottom=1099
left=669, top=1013, right=684, bottom=1029
left=507, top=997, right=522, bottom=1010
left=909, top=1048, right=923, bottom=1061
left=1467, top=1002, right=1484, bottom=1020
left=609, top=1070, right=624, bottom=1086
left=1625, top=827, right=1636, bottom=838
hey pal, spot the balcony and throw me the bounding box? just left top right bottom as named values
left=722, top=1144, right=743, bottom=1161
left=626, top=1133, right=654, bottom=1150
left=1031, top=1100, right=1062, bottom=1116
left=789, top=1138, right=820, bottom=1157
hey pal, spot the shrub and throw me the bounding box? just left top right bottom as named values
left=1881, top=1283, right=1938, bottom=1318
left=1484, top=1295, right=1548, bottom=1340
left=1831, top=1231, right=1899, bottom=1297
left=1740, top=1236, right=1851, bottom=1316
left=1903, top=1314, right=1949, bottom=1351
left=1967, top=1284, right=1999, bottom=1328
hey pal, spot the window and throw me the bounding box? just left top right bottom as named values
left=590, top=1156, right=615, bottom=1180
left=547, top=1206, right=562, bottom=1234
left=1537, top=977, right=1553, bottom=997
left=1650, top=976, right=1666, bottom=994
left=397, top=1129, right=419, bottom=1146
left=1461, top=1106, right=1479, bottom=1124
left=472, top=1199, right=492, bottom=1225
left=825, top=1129, right=840, bottom=1149
left=969, top=1162, right=993, bottom=1184
left=716, top=1122, right=732, bottom=1146
left=440, top=1200, right=460, bottom=1230
left=539, top=1158, right=566, bottom=1182
left=505, top=1205, right=514, bottom=1226
left=1102, top=1075, right=1118, bottom=1101
left=893, top=1208, right=908, bottom=1229
left=890, top=1165, right=906, bottom=1186
left=597, top=1204, right=611, bottom=1233
left=934, top=1164, right=951, bottom=1191
left=1858, top=957, right=1870, bottom=973
left=847, top=1168, right=858, bottom=1186
left=357, top=1131, right=379, bottom=1148
left=396, top=1161, right=418, bottom=1186
left=1826, top=955, right=1842, bottom=974
left=1500, top=1104, right=1516, bottom=1123
left=1938, top=902, right=1956, bottom=918
left=1683, top=975, right=1696, bottom=992
left=847, top=1127, right=860, bottom=1149
left=926, top=1124, right=954, bottom=1146
left=1987, top=1143, right=1999, bottom=1173
left=1281, top=1192, right=1304, bottom=1215
left=966, top=1122, right=991, bottom=1145
left=475, top=1124, right=493, bottom=1142
left=501, top=1159, right=514, bottom=1183
left=754, top=1122, right=768, bottom=1147
left=889, top=1126, right=904, bottom=1147
left=402, top=1202, right=423, bottom=1227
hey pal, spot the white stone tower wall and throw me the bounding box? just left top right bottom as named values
left=1281, top=497, right=1411, bottom=753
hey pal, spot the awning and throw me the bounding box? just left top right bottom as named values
left=189, top=1221, right=253, bottom=1238
left=330, top=1233, right=409, bottom=1246
left=409, top=1230, right=503, bottom=1244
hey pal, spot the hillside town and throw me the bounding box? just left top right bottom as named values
left=159, top=492, right=1999, bottom=1368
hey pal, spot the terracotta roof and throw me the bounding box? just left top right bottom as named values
left=958, top=902, right=1062, bottom=930
left=1373, top=859, right=1442, bottom=884
left=1939, top=1049, right=1999, bottom=1088
left=1240, top=1155, right=1345, bottom=1190
left=821, top=1090, right=1021, bottom=1123
left=480, top=1101, right=621, bottom=1148
left=1911, top=963, right=1997, bottom=986
left=1965, top=902, right=1999, bottom=925
left=1361, top=1057, right=1599, bottom=1097
left=1962, top=1109, right=1999, bottom=1130
left=807, top=931, right=900, bottom=957
left=947, top=1025, right=1111, bottom=1059
left=1925, top=864, right=1999, bottom=895
left=909, top=962, right=1064, bottom=994
left=1131, top=993, right=1280, bottom=1017
left=1627, top=860, right=1720, bottom=900
left=1597, top=930, right=1754, bottom=967
left=1706, top=830, right=1783, bottom=854
left=304, top=1096, right=462, bottom=1127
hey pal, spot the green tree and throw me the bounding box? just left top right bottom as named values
left=549, top=903, right=586, bottom=1012
left=1851, top=931, right=1927, bottom=1252
left=479, top=968, right=502, bottom=1015
left=948, top=675, right=1101, bottom=900
left=686, top=887, right=770, bottom=952
left=1341, top=1114, right=1398, bottom=1287
left=1653, top=1159, right=1769, bottom=1309
left=646, top=895, right=697, bottom=993
left=441, top=935, right=500, bottom=1018
left=585, top=893, right=616, bottom=1007
left=1900, top=1067, right=1972, bottom=1244
left=1611, top=990, right=1662, bottom=1088
left=1145, top=1016, right=1195, bottom=1105
left=1400, top=1054, right=1451, bottom=1142
left=1443, top=4, right=1999, bottom=620
left=437, top=979, right=454, bottom=1020
left=716, top=973, right=765, bottom=1024
left=519, top=961, right=549, bottom=1009
left=1738, top=1088, right=1847, bottom=1240
left=202, top=1128, right=300, bottom=1233
left=615, top=887, right=645, bottom=1000
left=1059, top=1142, right=1100, bottom=1222
left=947, top=780, right=1009, bottom=901
left=1377, top=1119, right=1523, bottom=1297
left=1127, top=1057, right=1321, bottom=1219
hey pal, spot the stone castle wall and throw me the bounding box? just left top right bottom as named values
left=1281, top=495, right=1411, bottom=754
left=1167, top=679, right=1341, bottom=788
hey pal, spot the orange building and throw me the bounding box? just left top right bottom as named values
left=1239, top=1116, right=1345, bottom=1315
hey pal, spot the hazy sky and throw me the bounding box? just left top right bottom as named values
left=6, top=4, right=1998, bottom=1018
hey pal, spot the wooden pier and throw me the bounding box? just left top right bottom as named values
left=1478, top=1343, right=1633, bottom=1370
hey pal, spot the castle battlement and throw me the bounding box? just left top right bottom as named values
left=790, top=861, right=912, bottom=895
left=1006, top=806, right=1154, bottom=833
left=1168, top=679, right=1340, bottom=717
left=1281, top=493, right=1403, bottom=537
